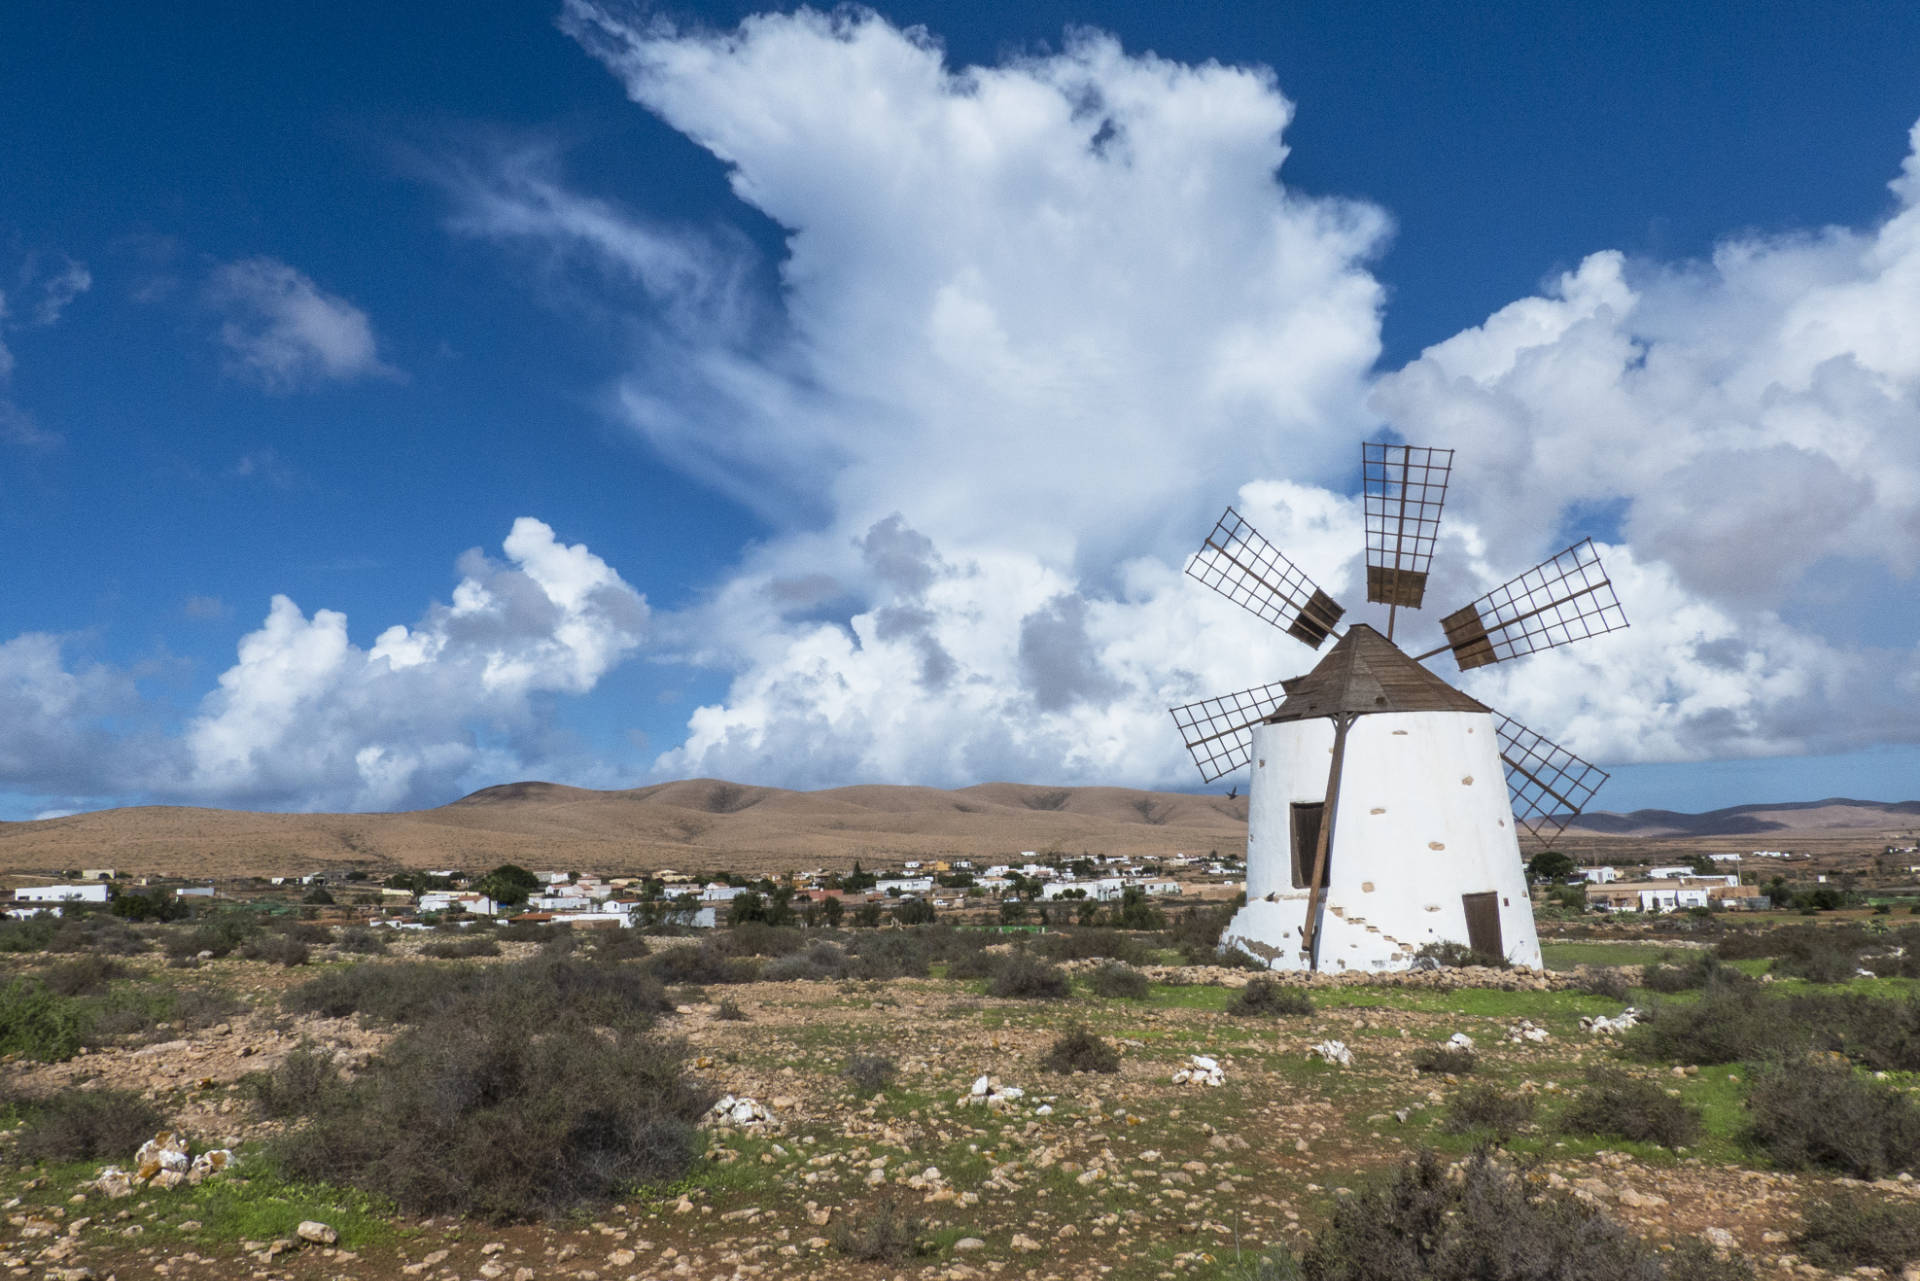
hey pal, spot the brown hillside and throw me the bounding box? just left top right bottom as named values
left=0, top=780, right=1250, bottom=879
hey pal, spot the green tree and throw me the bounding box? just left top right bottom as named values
left=819, top=896, right=844, bottom=928
left=1113, top=886, right=1164, bottom=931
left=473, top=863, right=540, bottom=907
left=1526, top=850, right=1577, bottom=883
left=728, top=890, right=768, bottom=926
left=999, top=900, right=1029, bottom=925
left=853, top=902, right=883, bottom=928
left=893, top=898, right=935, bottom=926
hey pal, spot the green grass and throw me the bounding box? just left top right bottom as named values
left=146, top=1160, right=399, bottom=1249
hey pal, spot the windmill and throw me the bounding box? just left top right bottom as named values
left=1170, top=443, right=1626, bottom=972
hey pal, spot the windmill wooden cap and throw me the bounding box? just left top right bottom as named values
left=1267, top=623, right=1489, bottom=723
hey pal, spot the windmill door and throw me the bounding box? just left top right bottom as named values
left=1461, top=892, right=1502, bottom=959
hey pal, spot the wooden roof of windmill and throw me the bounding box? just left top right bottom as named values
left=1267, top=623, right=1489, bottom=724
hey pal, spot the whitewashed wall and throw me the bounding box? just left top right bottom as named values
left=1222, top=710, right=1542, bottom=972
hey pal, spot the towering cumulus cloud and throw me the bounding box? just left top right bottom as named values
left=183, top=519, right=648, bottom=811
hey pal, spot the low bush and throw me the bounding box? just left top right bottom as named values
left=41, top=955, right=127, bottom=997
left=590, top=930, right=652, bottom=962
left=247, top=1044, right=345, bottom=1119
left=333, top=926, right=388, bottom=954
left=16, top=1089, right=164, bottom=1162
left=844, top=1053, right=897, bottom=1094
left=1441, top=1084, right=1536, bottom=1141
left=831, top=1194, right=929, bottom=1262
left=1638, top=951, right=1730, bottom=993
left=1291, top=1149, right=1752, bottom=1281
left=1627, top=986, right=1920, bottom=1071
left=846, top=931, right=932, bottom=981
left=763, top=942, right=851, bottom=982
left=420, top=936, right=500, bottom=960
left=714, top=997, right=748, bottom=1021
left=85, top=986, right=178, bottom=1041
left=273, top=958, right=707, bottom=1220
left=1559, top=1068, right=1703, bottom=1148
left=1227, top=977, right=1313, bottom=1018
left=1571, top=968, right=1632, bottom=1001
left=162, top=911, right=262, bottom=960
left=1168, top=900, right=1239, bottom=966
left=1744, top=1057, right=1920, bottom=1179
left=47, top=914, right=148, bottom=956
left=1087, top=961, right=1150, bottom=1000
left=1717, top=923, right=1867, bottom=983
left=1413, top=940, right=1508, bottom=970
left=986, top=952, right=1070, bottom=999
left=1041, top=1024, right=1120, bottom=1074
left=943, top=948, right=998, bottom=980
left=1795, top=1188, right=1920, bottom=1272
left=0, top=979, right=88, bottom=1060
left=646, top=945, right=759, bottom=986
left=1410, top=1045, right=1475, bottom=1075
left=496, top=920, right=565, bottom=945
left=727, top=922, right=809, bottom=958
left=242, top=934, right=312, bottom=966
left=1036, top=928, right=1151, bottom=967
left=0, top=916, right=59, bottom=953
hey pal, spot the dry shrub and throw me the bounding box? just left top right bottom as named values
left=986, top=952, right=1070, bottom=999
left=1795, top=1188, right=1920, bottom=1271
left=1744, top=1057, right=1920, bottom=1178
left=246, top=1044, right=344, bottom=1119
left=17, top=1090, right=163, bottom=1162
left=1088, top=961, right=1150, bottom=1000
left=831, top=1193, right=930, bottom=1262
left=1413, top=941, right=1509, bottom=970
left=1558, top=1068, right=1702, bottom=1148
left=1410, top=1045, right=1475, bottom=1075
left=1571, top=968, right=1632, bottom=1000
left=943, top=948, right=998, bottom=981
left=273, top=958, right=707, bottom=1220
left=843, top=1053, right=897, bottom=1094
left=41, top=955, right=127, bottom=997
left=1293, top=1149, right=1752, bottom=1281
left=420, top=936, right=500, bottom=960
left=845, top=931, right=932, bottom=980
left=1441, top=1085, right=1536, bottom=1142
left=591, top=930, right=652, bottom=962
left=763, top=942, right=850, bottom=982
left=1036, top=928, right=1151, bottom=967
left=1041, top=1024, right=1120, bottom=1074
left=1227, top=977, right=1313, bottom=1018
left=646, top=944, right=760, bottom=986
left=714, top=997, right=748, bottom=1022
left=241, top=934, right=312, bottom=966
left=333, top=926, right=388, bottom=954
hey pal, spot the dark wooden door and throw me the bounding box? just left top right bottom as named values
left=1461, top=891, right=1502, bottom=959
left=1290, top=803, right=1325, bottom=889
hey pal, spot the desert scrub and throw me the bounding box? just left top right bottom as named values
left=986, top=952, right=1071, bottom=999
left=1440, top=1084, right=1536, bottom=1142
left=1743, top=1057, right=1920, bottom=1178
left=246, top=1044, right=346, bottom=1120
left=763, top=942, right=850, bottom=982
left=1413, top=940, right=1509, bottom=970
left=714, top=997, right=749, bottom=1021
left=273, top=958, right=710, bottom=1219
left=332, top=926, right=388, bottom=954
left=1041, top=1024, right=1121, bottom=1074
left=1289, top=1149, right=1752, bottom=1281
left=1087, top=960, right=1150, bottom=1000
left=645, top=944, right=760, bottom=985
left=843, top=1053, right=897, bottom=1094
left=1035, top=927, right=1151, bottom=967
left=419, top=936, right=500, bottom=960
left=1570, top=967, right=1632, bottom=1000
left=831, top=1193, right=930, bottom=1262
left=1558, top=1067, right=1703, bottom=1148
left=40, top=955, right=128, bottom=996
left=240, top=933, right=312, bottom=966
left=0, top=979, right=89, bottom=1060
left=1410, top=1045, right=1475, bottom=1075
left=16, top=1089, right=164, bottom=1162
left=1226, top=977, right=1313, bottom=1017
left=1795, top=1187, right=1920, bottom=1271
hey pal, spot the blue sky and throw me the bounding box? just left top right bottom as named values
left=3, top=1, right=1920, bottom=819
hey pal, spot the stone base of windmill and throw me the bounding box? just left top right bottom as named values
left=1218, top=896, right=1542, bottom=973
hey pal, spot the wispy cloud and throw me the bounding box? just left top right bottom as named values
left=206, top=256, right=400, bottom=392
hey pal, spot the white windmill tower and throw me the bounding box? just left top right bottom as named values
left=1170, top=444, right=1626, bottom=972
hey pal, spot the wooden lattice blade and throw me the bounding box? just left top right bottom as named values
left=1432, top=538, right=1627, bottom=671
left=1492, top=711, right=1610, bottom=844
left=1169, top=681, right=1291, bottom=782
left=1362, top=443, right=1453, bottom=611
left=1186, top=508, right=1345, bottom=648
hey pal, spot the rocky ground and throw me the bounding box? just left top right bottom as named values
left=4, top=935, right=1915, bottom=1280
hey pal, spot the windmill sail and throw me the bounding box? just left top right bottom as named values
left=1494, top=713, right=1610, bottom=844
left=1169, top=681, right=1293, bottom=782
left=1435, top=538, right=1627, bottom=670
left=1362, top=442, right=1453, bottom=609
left=1186, top=508, right=1345, bottom=647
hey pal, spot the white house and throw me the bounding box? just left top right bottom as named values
left=877, top=877, right=935, bottom=896
left=15, top=882, right=111, bottom=906
left=1579, top=866, right=1620, bottom=884
left=1221, top=625, right=1543, bottom=972
left=529, top=894, right=592, bottom=912
left=418, top=891, right=498, bottom=916
left=1708, top=853, right=1742, bottom=864
left=1646, top=866, right=1696, bottom=880
left=1132, top=880, right=1184, bottom=897
left=1042, top=877, right=1124, bottom=902
left=698, top=884, right=746, bottom=904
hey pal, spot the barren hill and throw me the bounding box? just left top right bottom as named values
left=1562, top=797, right=1920, bottom=839
left=0, top=780, right=1251, bottom=879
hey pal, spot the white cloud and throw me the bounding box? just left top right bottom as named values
left=541, top=10, right=1920, bottom=791
left=0, top=634, right=148, bottom=793
left=180, top=518, right=647, bottom=811
left=0, top=250, right=91, bottom=449
left=206, top=257, right=398, bottom=392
